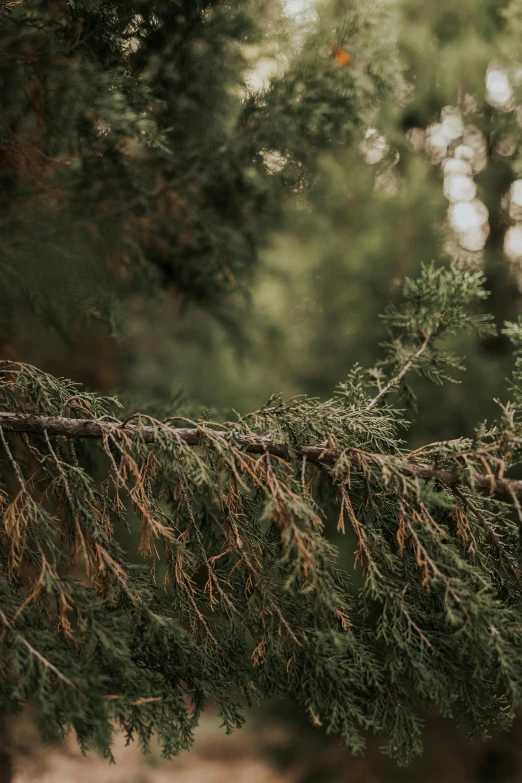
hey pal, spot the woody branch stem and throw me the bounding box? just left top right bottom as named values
left=0, top=411, right=521, bottom=501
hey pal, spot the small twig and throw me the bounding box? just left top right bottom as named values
left=0, top=426, right=28, bottom=494
left=0, top=608, right=76, bottom=690
left=366, top=329, right=433, bottom=411
left=453, top=486, right=522, bottom=586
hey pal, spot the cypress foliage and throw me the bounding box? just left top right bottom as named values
left=1, top=264, right=522, bottom=764
left=3, top=0, right=522, bottom=773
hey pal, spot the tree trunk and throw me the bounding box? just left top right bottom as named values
left=0, top=712, right=13, bottom=783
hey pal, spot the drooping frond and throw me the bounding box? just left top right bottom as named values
left=1, top=266, right=522, bottom=764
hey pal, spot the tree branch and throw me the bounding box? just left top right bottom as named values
left=1, top=411, right=521, bottom=501
left=366, top=329, right=433, bottom=411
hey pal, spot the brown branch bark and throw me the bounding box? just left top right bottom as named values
left=0, top=412, right=521, bottom=500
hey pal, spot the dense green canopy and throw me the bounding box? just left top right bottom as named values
left=0, top=0, right=400, bottom=345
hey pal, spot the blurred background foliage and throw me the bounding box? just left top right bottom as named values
left=4, top=0, right=522, bottom=780
left=117, top=0, right=522, bottom=450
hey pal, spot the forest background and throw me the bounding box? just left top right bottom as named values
left=4, top=0, right=522, bottom=780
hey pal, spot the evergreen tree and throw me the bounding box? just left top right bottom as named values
left=2, top=264, right=522, bottom=771
left=4, top=0, right=522, bottom=779
left=182, top=0, right=522, bottom=442
left=0, top=0, right=400, bottom=353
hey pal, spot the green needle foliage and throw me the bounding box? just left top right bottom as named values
left=0, top=0, right=402, bottom=345
left=2, top=264, right=522, bottom=765
left=5, top=0, right=522, bottom=773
